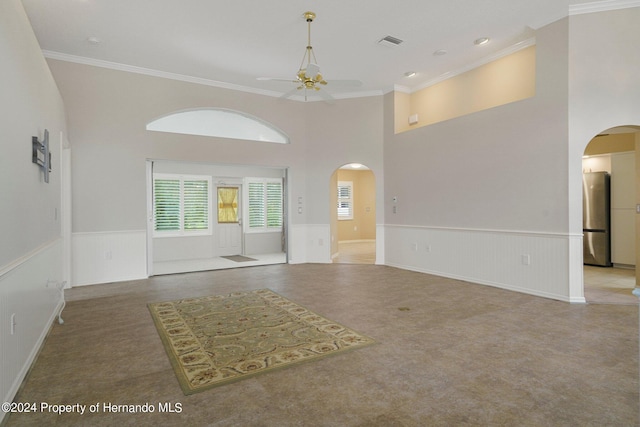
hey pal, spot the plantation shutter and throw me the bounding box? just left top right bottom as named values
left=153, top=174, right=211, bottom=236
left=248, top=182, right=265, bottom=228
left=245, top=179, right=283, bottom=231
left=266, top=182, right=283, bottom=228
left=154, top=179, right=180, bottom=231
left=337, top=181, right=353, bottom=220
left=183, top=179, right=209, bottom=230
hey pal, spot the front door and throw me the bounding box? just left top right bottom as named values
left=216, top=186, right=243, bottom=256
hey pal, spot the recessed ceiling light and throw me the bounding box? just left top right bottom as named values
left=474, top=37, right=490, bottom=46
left=87, top=36, right=102, bottom=45
left=404, top=71, right=416, bottom=78
left=433, top=49, right=447, bottom=56
left=350, top=163, right=363, bottom=169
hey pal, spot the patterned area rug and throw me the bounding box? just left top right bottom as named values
left=148, top=289, right=375, bottom=395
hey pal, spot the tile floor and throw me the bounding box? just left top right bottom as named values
left=4, top=263, right=638, bottom=426
left=584, top=265, right=637, bottom=305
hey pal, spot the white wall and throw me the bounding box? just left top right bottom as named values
left=151, top=161, right=285, bottom=262
left=46, top=60, right=385, bottom=282
left=384, top=18, right=577, bottom=300
left=568, top=6, right=640, bottom=283
left=35, top=6, right=640, bottom=300
left=0, top=0, right=68, bottom=420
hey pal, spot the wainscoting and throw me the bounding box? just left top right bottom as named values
left=288, top=224, right=332, bottom=264
left=72, top=231, right=147, bottom=286
left=0, top=239, right=64, bottom=422
left=384, top=224, right=583, bottom=302
left=68, top=225, right=583, bottom=303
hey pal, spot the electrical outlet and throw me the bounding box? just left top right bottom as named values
left=426, top=245, right=431, bottom=253
left=521, top=254, right=531, bottom=265
left=10, top=313, right=16, bottom=335
left=412, top=243, right=418, bottom=252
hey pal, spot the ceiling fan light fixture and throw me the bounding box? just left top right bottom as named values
left=258, top=11, right=362, bottom=102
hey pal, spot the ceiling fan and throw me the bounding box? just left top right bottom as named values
left=258, top=11, right=362, bottom=101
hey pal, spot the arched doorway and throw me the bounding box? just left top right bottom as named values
left=582, top=125, right=639, bottom=304
left=329, top=163, right=376, bottom=264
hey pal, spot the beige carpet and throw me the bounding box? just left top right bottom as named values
left=149, top=289, right=375, bottom=394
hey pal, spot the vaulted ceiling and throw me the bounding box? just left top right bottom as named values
left=22, top=0, right=608, bottom=100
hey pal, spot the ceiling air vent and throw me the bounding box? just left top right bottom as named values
left=378, top=35, right=404, bottom=47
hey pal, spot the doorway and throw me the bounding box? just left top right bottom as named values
left=329, top=163, right=376, bottom=264
left=216, top=185, right=243, bottom=256
left=146, top=160, right=287, bottom=276
left=582, top=126, right=638, bottom=304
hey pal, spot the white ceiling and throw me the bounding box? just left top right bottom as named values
left=21, top=0, right=612, bottom=100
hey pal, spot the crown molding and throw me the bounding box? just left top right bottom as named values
left=43, top=50, right=382, bottom=102
left=391, top=85, right=411, bottom=94
left=570, top=0, right=640, bottom=15
left=43, top=50, right=297, bottom=99
left=409, top=37, right=536, bottom=94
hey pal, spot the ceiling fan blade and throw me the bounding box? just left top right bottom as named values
left=257, top=77, right=299, bottom=83
left=324, top=79, right=363, bottom=87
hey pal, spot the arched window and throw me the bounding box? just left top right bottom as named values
left=146, top=108, right=289, bottom=144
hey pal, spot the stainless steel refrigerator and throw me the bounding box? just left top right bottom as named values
left=583, top=171, right=612, bottom=266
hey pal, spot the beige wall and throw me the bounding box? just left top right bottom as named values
left=395, top=45, right=536, bottom=132
left=584, top=133, right=636, bottom=155
left=335, top=169, right=376, bottom=242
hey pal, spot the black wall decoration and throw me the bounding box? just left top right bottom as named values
left=32, top=129, right=51, bottom=183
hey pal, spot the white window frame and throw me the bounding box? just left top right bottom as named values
left=337, top=181, right=354, bottom=220
left=243, top=177, right=283, bottom=233
left=153, top=173, right=212, bottom=237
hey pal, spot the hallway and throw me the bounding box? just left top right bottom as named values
left=332, top=241, right=376, bottom=264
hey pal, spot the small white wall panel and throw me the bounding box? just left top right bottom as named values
left=288, top=224, right=331, bottom=264
left=72, top=231, right=147, bottom=286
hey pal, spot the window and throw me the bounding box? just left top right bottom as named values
left=245, top=178, right=283, bottom=232
left=337, top=181, right=353, bottom=220
left=146, top=108, right=290, bottom=144
left=153, top=174, right=211, bottom=236
left=217, top=187, right=239, bottom=223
